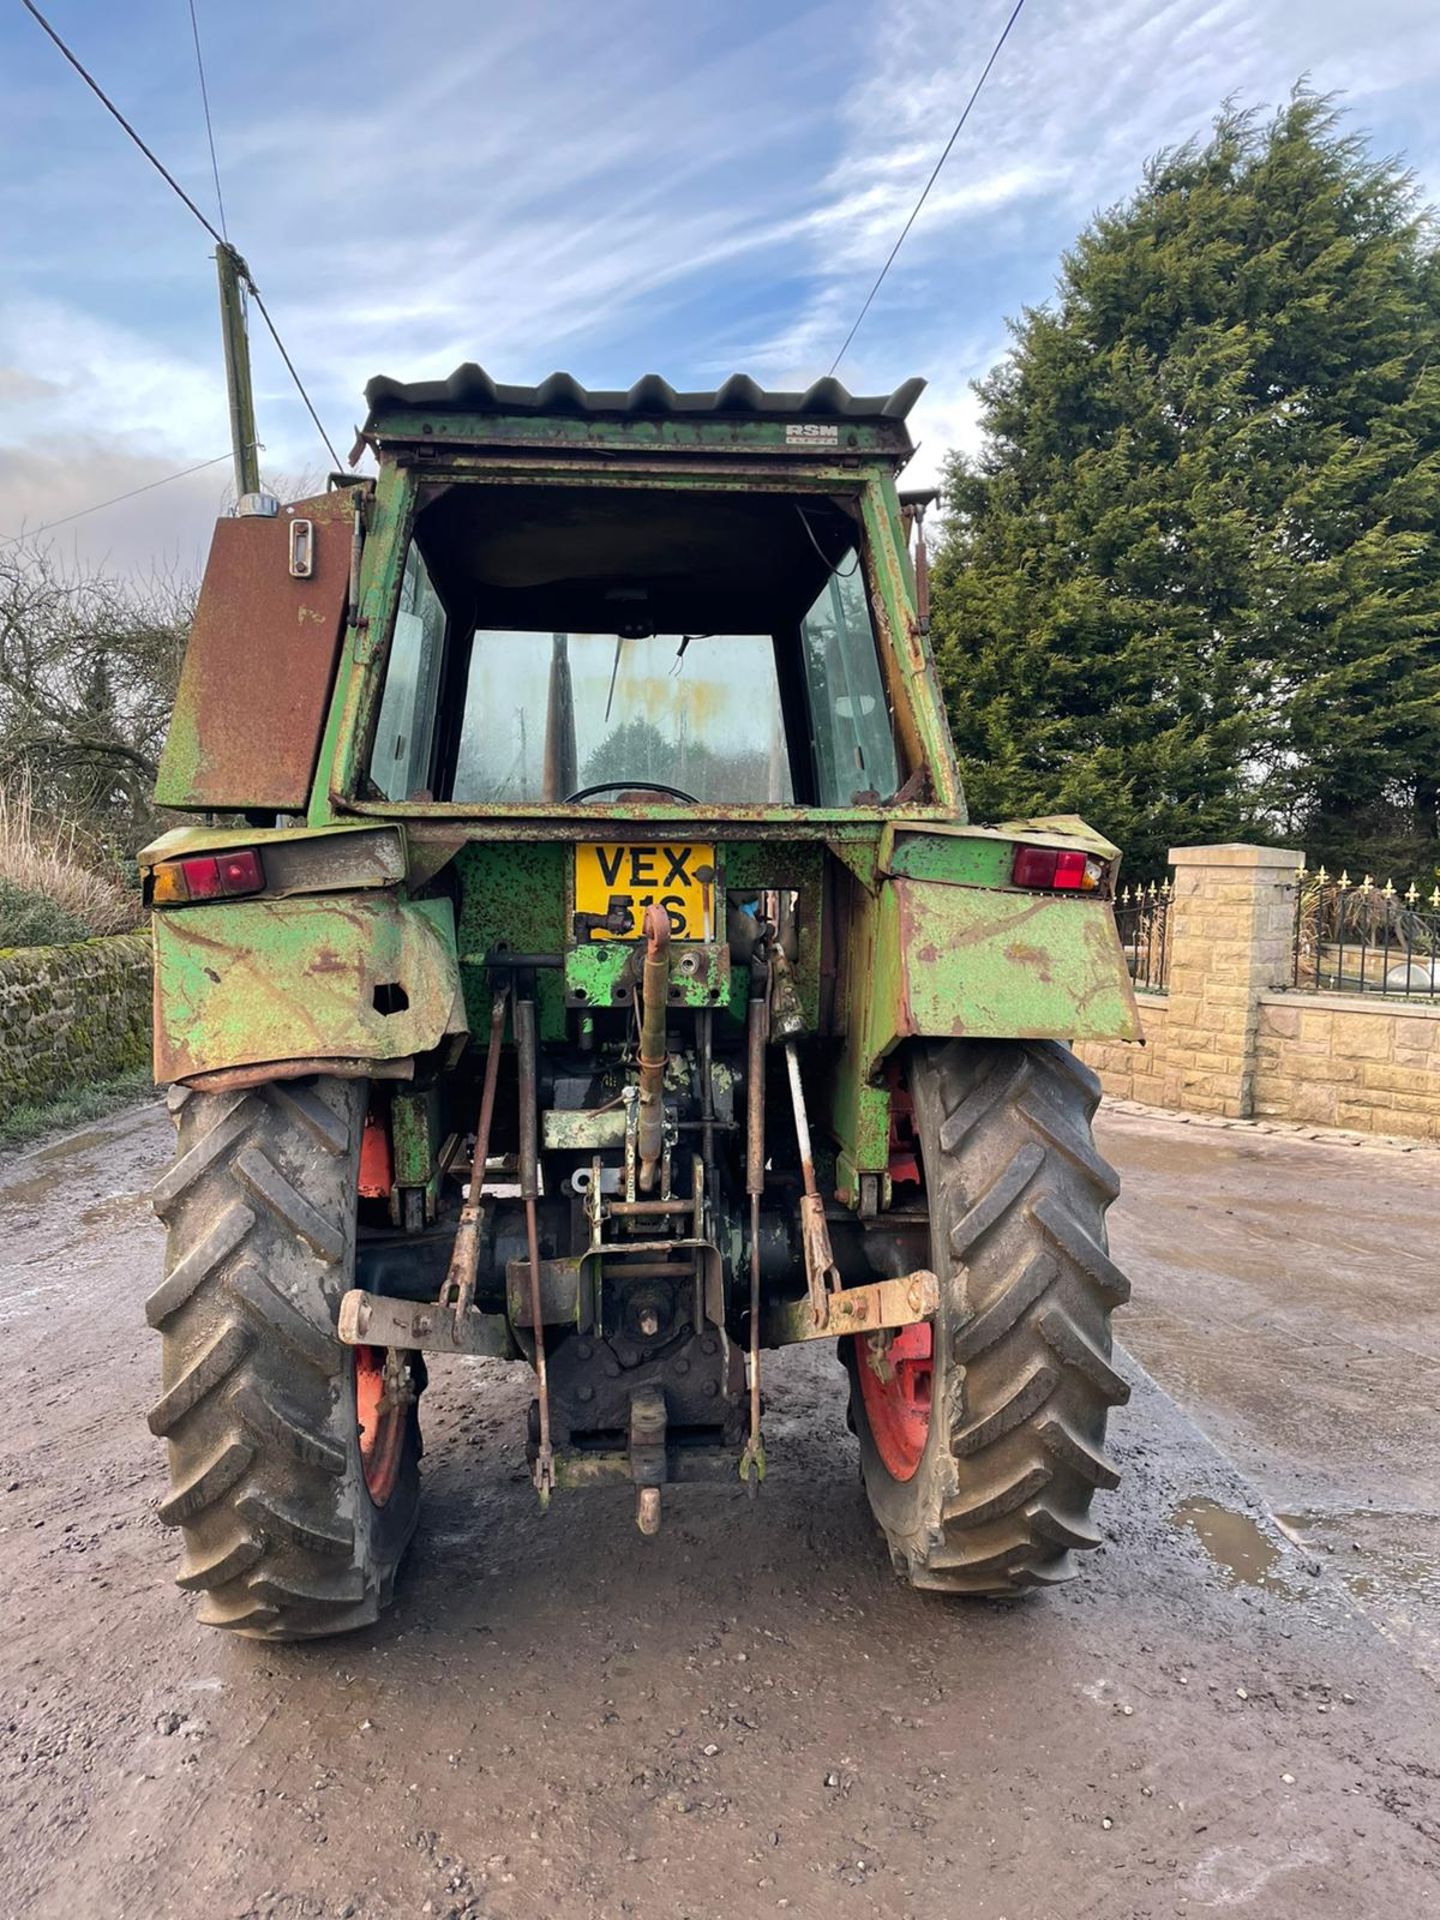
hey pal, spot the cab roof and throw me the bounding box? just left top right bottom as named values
left=363, top=364, right=926, bottom=426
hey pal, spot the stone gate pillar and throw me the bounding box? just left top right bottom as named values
left=1163, top=843, right=1302, bottom=1118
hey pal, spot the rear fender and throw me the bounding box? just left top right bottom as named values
left=863, top=878, right=1141, bottom=1057
left=828, top=823, right=1141, bottom=1200
left=151, top=893, right=465, bottom=1085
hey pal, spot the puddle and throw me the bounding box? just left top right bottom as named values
left=0, top=1112, right=157, bottom=1206
left=20, top=1121, right=132, bottom=1167
left=79, top=1192, right=146, bottom=1226
left=1275, top=1510, right=1440, bottom=1676
left=1278, top=1510, right=1440, bottom=1602
left=1171, top=1496, right=1298, bottom=1594
left=0, top=1126, right=130, bottom=1204
left=0, top=1169, right=65, bottom=1207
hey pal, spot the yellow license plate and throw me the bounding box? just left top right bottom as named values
left=574, top=842, right=715, bottom=941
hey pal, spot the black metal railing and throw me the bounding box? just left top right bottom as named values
left=1291, top=868, right=1440, bottom=1000
left=1116, top=881, right=1172, bottom=992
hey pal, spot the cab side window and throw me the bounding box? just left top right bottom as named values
left=369, top=542, right=446, bottom=801
left=799, top=565, right=900, bottom=805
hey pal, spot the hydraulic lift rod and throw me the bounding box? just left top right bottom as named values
left=515, top=996, right=555, bottom=1504
left=739, top=982, right=768, bottom=1486
left=636, top=902, right=671, bottom=1193
left=785, top=1040, right=843, bottom=1327
left=438, top=984, right=509, bottom=1328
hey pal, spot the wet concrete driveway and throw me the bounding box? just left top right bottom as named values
left=0, top=1098, right=1436, bottom=1919
left=1105, top=1107, right=1440, bottom=1682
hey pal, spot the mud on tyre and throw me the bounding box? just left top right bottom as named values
left=147, top=1076, right=422, bottom=1639
left=847, top=1039, right=1129, bottom=1594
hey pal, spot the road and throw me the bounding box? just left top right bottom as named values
left=1, top=1099, right=1437, bottom=1920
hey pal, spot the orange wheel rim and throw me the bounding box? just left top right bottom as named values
left=857, top=1319, right=934, bottom=1481
left=856, top=1060, right=934, bottom=1481
left=355, top=1346, right=405, bottom=1506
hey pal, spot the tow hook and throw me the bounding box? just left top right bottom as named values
left=630, top=1385, right=667, bottom=1535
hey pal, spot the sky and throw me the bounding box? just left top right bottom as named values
left=2, top=0, right=1439, bottom=580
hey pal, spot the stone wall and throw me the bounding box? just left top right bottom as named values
left=1252, top=992, right=1440, bottom=1141
left=1076, top=841, right=1440, bottom=1144
left=0, top=934, right=152, bottom=1121
left=1077, top=995, right=1173, bottom=1106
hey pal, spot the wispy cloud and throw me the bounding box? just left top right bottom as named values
left=1, top=0, right=1438, bottom=564
left=740, top=0, right=1440, bottom=476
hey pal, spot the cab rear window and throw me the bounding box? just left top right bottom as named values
left=364, top=482, right=904, bottom=808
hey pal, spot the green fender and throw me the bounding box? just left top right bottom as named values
left=828, top=823, right=1141, bottom=1200
left=151, top=893, right=465, bottom=1085
left=862, top=878, right=1141, bottom=1059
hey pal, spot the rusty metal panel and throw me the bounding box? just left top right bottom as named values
left=151, top=893, right=464, bottom=1083
left=154, top=491, right=354, bottom=811
left=880, top=880, right=1143, bottom=1049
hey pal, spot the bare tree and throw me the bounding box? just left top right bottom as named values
left=0, top=543, right=195, bottom=853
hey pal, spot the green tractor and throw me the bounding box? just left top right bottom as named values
left=141, top=368, right=1141, bottom=1639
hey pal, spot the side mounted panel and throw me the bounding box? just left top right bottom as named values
left=879, top=880, right=1142, bottom=1046
left=154, top=491, right=355, bottom=811
left=829, top=866, right=1142, bottom=1194
left=152, top=894, right=464, bottom=1083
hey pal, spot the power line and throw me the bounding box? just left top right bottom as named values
left=247, top=281, right=343, bottom=473
left=18, top=0, right=342, bottom=472
left=18, top=0, right=223, bottom=247
left=186, top=0, right=228, bottom=241
left=827, top=0, right=1028, bottom=376
left=0, top=452, right=234, bottom=550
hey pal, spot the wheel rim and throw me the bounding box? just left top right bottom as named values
left=856, top=1065, right=933, bottom=1481
left=355, top=1346, right=406, bottom=1506
left=857, top=1320, right=933, bottom=1480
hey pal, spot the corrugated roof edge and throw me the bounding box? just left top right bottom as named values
left=363, top=365, right=926, bottom=424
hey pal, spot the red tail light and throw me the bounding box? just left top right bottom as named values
left=214, top=850, right=264, bottom=894
left=1012, top=845, right=1106, bottom=892
left=152, top=848, right=265, bottom=905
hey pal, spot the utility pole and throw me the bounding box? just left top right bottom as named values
left=215, top=242, right=261, bottom=501
left=541, top=635, right=577, bottom=801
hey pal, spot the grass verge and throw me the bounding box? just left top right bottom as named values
left=0, top=779, right=141, bottom=943
left=0, top=1068, right=157, bottom=1151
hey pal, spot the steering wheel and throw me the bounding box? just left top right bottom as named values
left=565, top=779, right=699, bottom=804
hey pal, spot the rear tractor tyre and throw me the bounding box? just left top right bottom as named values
left=847, top=1040, right=1129, bottom=1594
left=147, top=1076, right=423, bottom=1640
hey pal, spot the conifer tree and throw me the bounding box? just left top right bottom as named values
left=933, top=94, right=1440, bottom=879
